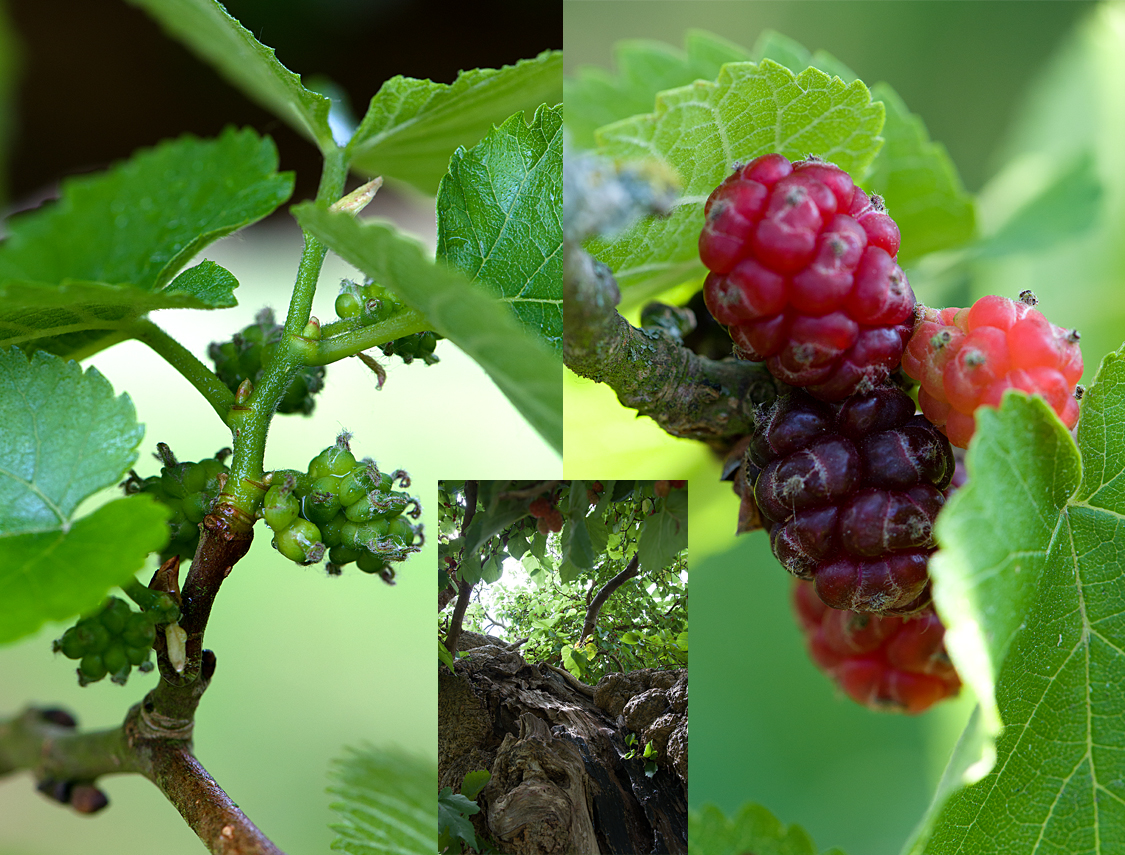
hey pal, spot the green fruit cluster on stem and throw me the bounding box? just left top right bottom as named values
left=53, top=596, right=175, bottom=686
left=121, top=443, right=231, bottom=562
left=263, top=432, right=422, bottom=581
left=208, top=308, right=327, bottom=415
left=334, top=277, right=443, bottom=365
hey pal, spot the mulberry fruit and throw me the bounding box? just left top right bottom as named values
left=900, top=292, right=1083, bottom=448
left=700, top=153, right=915, bottom=400
left=747, top=386, right=954, bottom=614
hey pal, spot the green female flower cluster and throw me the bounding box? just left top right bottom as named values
left=335, top=278, right=442, bottom=365
left=121, top=444, right=230, bottom=562
left=209, top=308, right=327, bottom=414
left=53, top=593, right=179, bottom=686
left=264, top=434, right=422, bottom=582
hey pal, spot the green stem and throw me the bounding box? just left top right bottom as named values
left=224, top=147, right=349, bottom=512
left=311, top=309, right=429, bottom=365
left=128, top=319, right=234, bottom=420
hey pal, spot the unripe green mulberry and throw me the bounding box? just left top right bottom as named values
left=381, top=330, right=442, bottom=366
left=308, top=439, right=358, bottom=479
left=267, top=432, right=422, bottom=579
left=263, top=483, right=300, bottom=532
left=54, top=596, right=167, bottom=686
left=121, top=444, right=230, bottom=562
left=334, top=278, right=400, bottom=325
left=273, top=518, right=326, bottom=565
left=209, top=308, right=327, bottom=416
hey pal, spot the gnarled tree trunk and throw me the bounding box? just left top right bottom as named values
left=439, top=633, right=687, bottom=855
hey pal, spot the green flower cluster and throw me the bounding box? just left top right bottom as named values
left=53, top=594, right=179, bottom=686
left=209, top=308, right=327, bottom=415
left=121, top=444, right=230, bottom=562
left=334, top=278, right=442, bottom=365
left=265, top=434, right=422, bottom=581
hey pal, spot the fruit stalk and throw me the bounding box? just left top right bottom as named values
left=162, top=505, right=255, bottom=686
left=564, top=240, right=777, bottom=443
left=128, top=318, right=235, bottom=419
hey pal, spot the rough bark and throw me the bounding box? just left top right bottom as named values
left=439, top=632, right=687, bottom=855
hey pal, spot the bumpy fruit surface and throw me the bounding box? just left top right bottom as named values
left=901, top=293, right=1083, bottom=449
left=335, top=278, right=443, bottom=365
left=209, top=308, right=326, bottom=415
left=53, top=596, right=173, bottom=686
left=792, top=580, right=961, bottom=713
left=700, top=153, right=915, bottom=400
left=121, top=445, right=229, bottom=562
left=265, top=434, right=422, bottom=579
left=747, top=386, right=954, bottom=614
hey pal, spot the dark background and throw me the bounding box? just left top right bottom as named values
left=8, top=0, right=562, bottom=205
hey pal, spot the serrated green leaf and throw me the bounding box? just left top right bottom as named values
left=438, top=788, right=479, bottom=851
left=480, top=554, right=502, bottom=585
left=0, top=497, right=169, bottom=645
left=0, top=128, right=292, bottom=357
left=348, top=51, right=563, bottom=195
left=689, top=802, right=844, bottom=855
left=436, top=105, right=562, bottom=353
left=918, top=361, right=1125, bottom=853
left=754, top=29, right=976, bottom=261
left=328, top=746, right=436, bottom=855
left=507, top=534, right=529, bottom=560
left=460, top=769, right=490, bottom=802
left=558, top=559, right=581, bottom=586
left=637, top=489, right=688, bottom=574
left=0, top=350, right=143, bottom=533
left=127, top=0, right=335, bottom=152
left=0, top=349, right=170, bottom=643
left=588, top=60, right=884, bottom=305
left=293, top=205, right=561, bottom=453
left=164, top=259, right=239, bottom=308
left=561, top=516, right=596, bottom=572
left=565, top=30, right=751, bottom=150
left=463, top=503, right=529, bottom=560
left=530, top=531, right=547, bottom=561
left=585, top=514, right=609, bottom=556
left=931, top=393, right=1082, bottom=737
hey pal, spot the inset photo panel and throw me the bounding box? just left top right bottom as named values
left=438, top=479, right=688, bottom=854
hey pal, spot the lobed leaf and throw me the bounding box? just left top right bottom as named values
left=564, top=30, right=751, bottom=150
left=347, top=51, right=563, bottom=196
left=0, top=128, right=292, bottom=357
left=328, top=746, right=436, bottom=855
left=0, top=349, right=169, bottom=643
left=919, top=352, right=1125, bottom=852
left=437, top=105, right=563, bottom=353
left=127, top=0, right=335, bottom=152
left=689, top=802, right=845, bottom=855
left=587, top=59, right=884, bottom=304
left=293, top=205, right=562, bottom=454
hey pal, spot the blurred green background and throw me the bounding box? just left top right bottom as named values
left=564, top=2, right=1125, bottom=854
left=0, top=1, right=561, bottom=853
